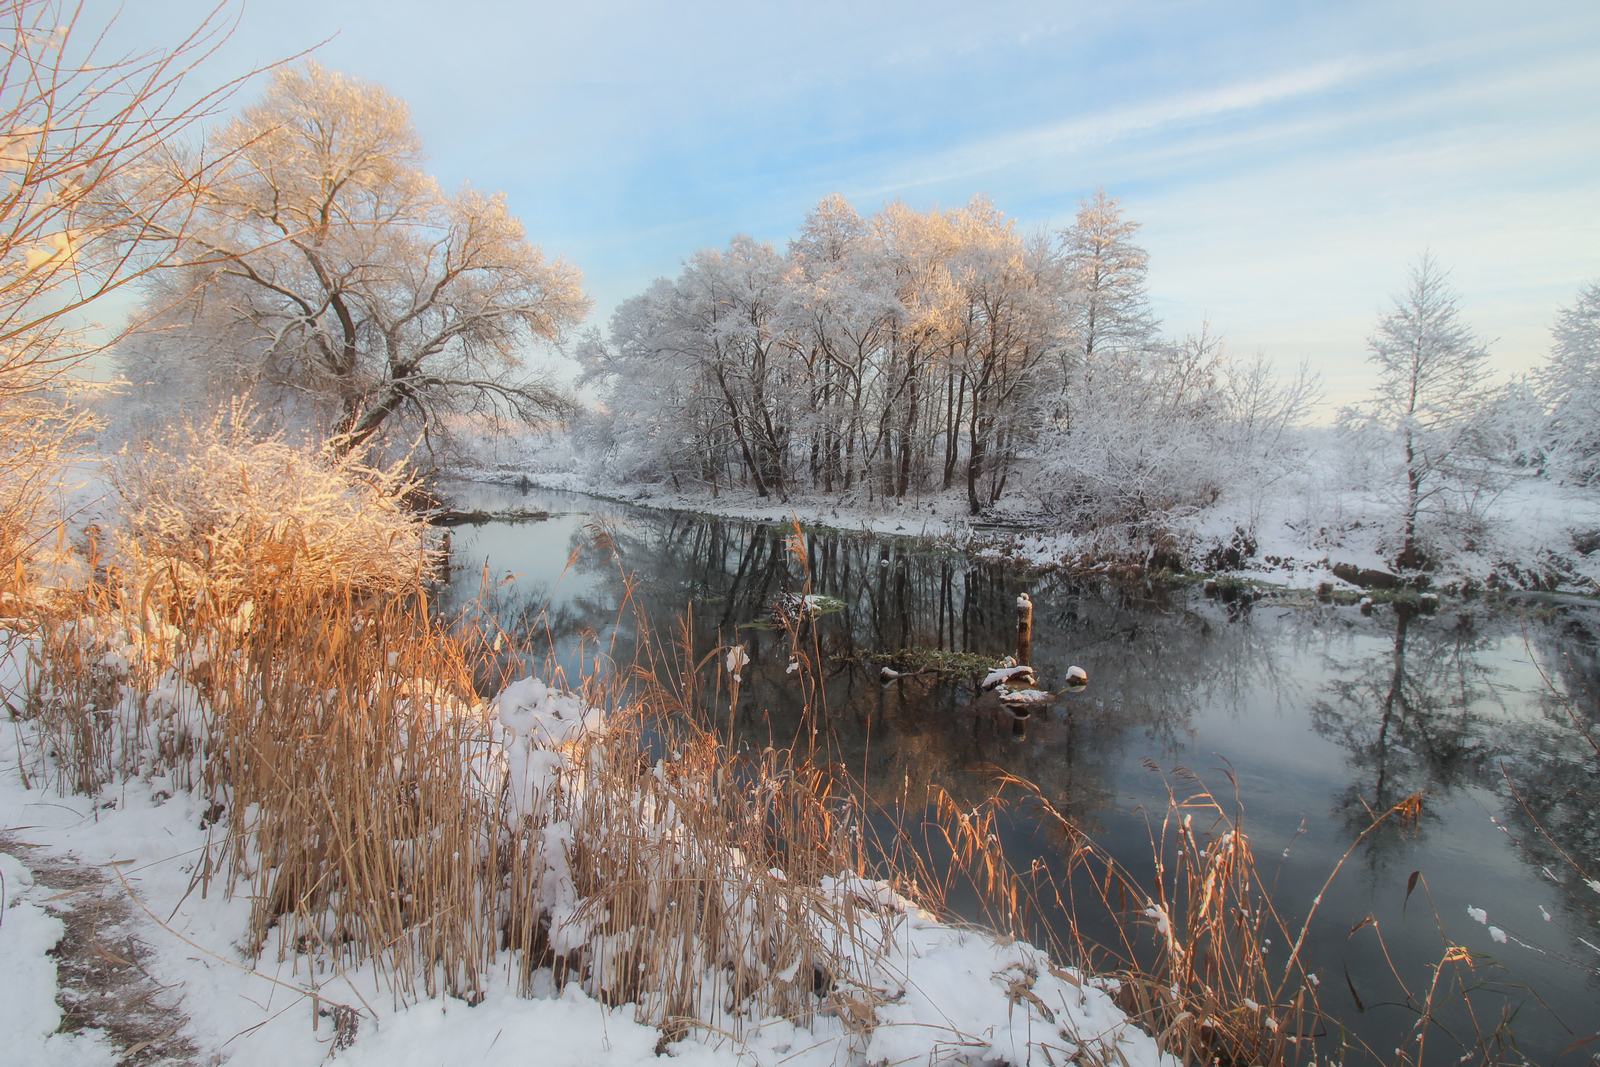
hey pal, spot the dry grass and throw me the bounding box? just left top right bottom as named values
left=12, top=489, right=912, bottom=1042
left=15, top=502, right=1595, bottom=1065
left=111, top=405, right=436, bottom=607
left=19, top=588, right=908, bottom=1032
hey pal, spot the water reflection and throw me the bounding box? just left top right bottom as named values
left=1311, top=605, right=1500, bottom=857
left=438, top=483, right=1600, bottom=1062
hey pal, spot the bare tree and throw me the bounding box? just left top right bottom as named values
left=127, top=62, right=591, bottom=452
left=0, top=0, right=251, bottom=589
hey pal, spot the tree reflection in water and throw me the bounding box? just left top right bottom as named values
left=438, top=487, right=1600, bottom=1060
left=1311, top=604, right=1499, bottom=859
left=1311, top=602, right=1600, bottom=910
left=529, top=512, right=1306, bottom=826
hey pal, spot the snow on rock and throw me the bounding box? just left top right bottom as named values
left=982, top=664, right=1035, bottom=689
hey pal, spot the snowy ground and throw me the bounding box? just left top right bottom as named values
left=1, top=642, right=1175, bottom=1067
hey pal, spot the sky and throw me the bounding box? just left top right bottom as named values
left=94, top=0, right=1599, bottom=413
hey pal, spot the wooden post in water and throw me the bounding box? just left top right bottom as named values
left=1016, top=593, right=1033, bottom=666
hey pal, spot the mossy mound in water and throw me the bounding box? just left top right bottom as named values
left=750, top=593, right=847, bottom=630
left=866, top=648, right=1010, bottom=674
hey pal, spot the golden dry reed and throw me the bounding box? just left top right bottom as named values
left=16, top=500, right=1591, bottom=1065
left=13, top=465, right=910, bottom=1039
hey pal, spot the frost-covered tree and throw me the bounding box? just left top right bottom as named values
left=1034, top=191, right=1237, bottom=538
left=583, top=238, right=799, bottom=497
left=585, top=195, right=1069, bottom=508
left=1217, top=351, right=1320, bottom=532
left=786, top=194, right=897, bottom=493
left=122, top=62, right=590, bottom=452
left=1344, top=254, right=1491, bottom=568
left=1057, top=188, right=1158, bottom=371
left=1035, top=326, right=1228, bottom=537
left=941, top=202, right=1065, bottom=513
left=588, top=189, right=1312, bottom=535
left=1537, top=280, right=1600, bottom=483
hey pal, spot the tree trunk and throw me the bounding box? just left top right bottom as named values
left=1400, top=427, right=1424, bottom=570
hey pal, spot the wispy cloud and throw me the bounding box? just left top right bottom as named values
left=859, top=59, right=1370, bottom=197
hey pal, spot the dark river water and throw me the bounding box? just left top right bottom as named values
left=438, top=482, right=1600, bottom=1065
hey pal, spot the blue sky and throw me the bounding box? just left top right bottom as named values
left=106, top=1, right=1598, bottom=411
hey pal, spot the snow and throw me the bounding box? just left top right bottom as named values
left=970, top=444, right=1600, bottom=596
left=982, top=664, right=1036, bottom=689
left=0, top=853, right=118, bottom=1065
left=493, top=676, right=604, bottom=817
left=0, top=657, right=1177, bottom=1067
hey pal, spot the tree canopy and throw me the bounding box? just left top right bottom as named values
left=124, top=62, right=591, bottom=451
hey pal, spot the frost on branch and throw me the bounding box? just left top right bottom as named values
left=110, top=405, right=434, bottom=606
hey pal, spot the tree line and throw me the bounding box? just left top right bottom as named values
left=579, top=190, right=1315, bottom=522
left=14, top=36, right=1582, bottom=571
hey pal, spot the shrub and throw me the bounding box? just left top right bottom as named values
left=110, top=406, right=436, bottom=611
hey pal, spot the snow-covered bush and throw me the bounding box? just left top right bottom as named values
left=110, top=405, right=433, bottom=608
left=1035, top=330, right=1228, bottom=540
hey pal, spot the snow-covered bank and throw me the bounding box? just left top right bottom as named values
left=978, top=462, right=1600, bottom=596
left=448, top=454, right=1600, bottom=597
left=1, top=637, right=1175, bottom=1067
left=449, top=462, right=980, bottom=541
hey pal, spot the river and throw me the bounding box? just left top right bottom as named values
left=438, top=481, right=1600, bottom=1065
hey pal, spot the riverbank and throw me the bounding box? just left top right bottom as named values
left=0, top=589, right=1179, bottom=1067
left=444, top=460, right=1600, bottom=599
left=447, top=463, right=979, bottom=541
